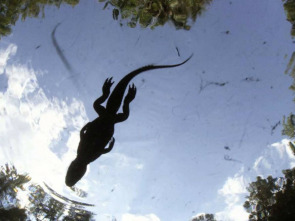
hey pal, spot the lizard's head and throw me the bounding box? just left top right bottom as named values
left=65, top=158, right=87, bottom=187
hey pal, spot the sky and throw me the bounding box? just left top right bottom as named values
left=1, top=0, right=295, bottom=220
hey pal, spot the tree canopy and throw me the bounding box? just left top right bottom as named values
left=99, top=0, right=212, bottom=30
left=283, top=51, right=295, bottom=138
left=192, top=213, right=216, bottom=221
left=0, top=0, right=213, bottom=39
left=243, top=168, right=295, bottom=221
left=284, top=0, right=295, bottom=37
left=0, top=163, right=30, bottom=220
left=0, top=0, right=79, bottom=39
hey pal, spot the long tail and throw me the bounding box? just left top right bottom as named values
left=51, top=23, right=73, bottom=72
left=106, top=54, right=193, bottom=113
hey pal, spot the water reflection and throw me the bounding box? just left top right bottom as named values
left=52, top=23, right=74, bottom=73
left=0, top=163, right=93, bottom=220
left=44, top=183, right=94, bottom=207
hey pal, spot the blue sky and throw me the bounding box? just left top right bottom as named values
left=1, top=0, right=295, bottom=220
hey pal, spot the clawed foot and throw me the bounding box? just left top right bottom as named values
left=102, top=77, right=114, bottom=96
left=125, top=83, right=137, bottom=103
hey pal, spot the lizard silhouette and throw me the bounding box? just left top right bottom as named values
left=65, top=55, right=193, bottom=187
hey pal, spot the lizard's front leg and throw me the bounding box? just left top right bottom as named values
left=115, top=84, right=136, bottom=123
left=93, top=77, right=114, bottom=115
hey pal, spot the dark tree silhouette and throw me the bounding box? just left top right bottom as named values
left=62, top=206, right=94, bottom=221
left=0, top=207, right=27, bottom=221
left=0, top=163, right=30, bottom=221
left=243, top=168, right=295, bottom=221
left=0, top=164, right=31, bottom=198
left=192, top=213, right=216, bottom=221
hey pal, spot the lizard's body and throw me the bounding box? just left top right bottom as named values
left=65, top=55, right=192, bottom=187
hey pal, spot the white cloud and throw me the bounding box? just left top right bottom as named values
left=216, top=205, right=249, bottom=221
left=0, top=44, right=154, bottom=220
left=216, top=170, right=249, bottom=221
left=271, top=139, right=295, bottom=168
left=253, top=156, right=271, bottom=172
left=0, top=44, right=17, bottom=74
left=0, top=44, right=88, bottom=193
left=135, top=163, right=144, bottom=170
left=218, top=174, right=248, bottom=197
left=121, top=213, right=160, bottom=221
left=253, top=139, right=295, bottom=176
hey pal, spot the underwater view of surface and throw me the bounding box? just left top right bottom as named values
left=1, top=0, right=295, bottom=220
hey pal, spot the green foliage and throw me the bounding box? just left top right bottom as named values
left=244, top=168, right=295, bottom=221
left=0, top=163, right=31, bottom=201
left=0, top=0, right=79, bottom=39
left=0, top=164, right=30, bottom=220
left=282, top=114, right=295, bottom=138
left=283, top=52, right=295, bottom=138
left=192, top=213, right=216, bottom=221
left=289, top=141, right=295, bottom=155
left=99, top=0, right=212, bottom=30
left=283, top=0, right=295, bottom=37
